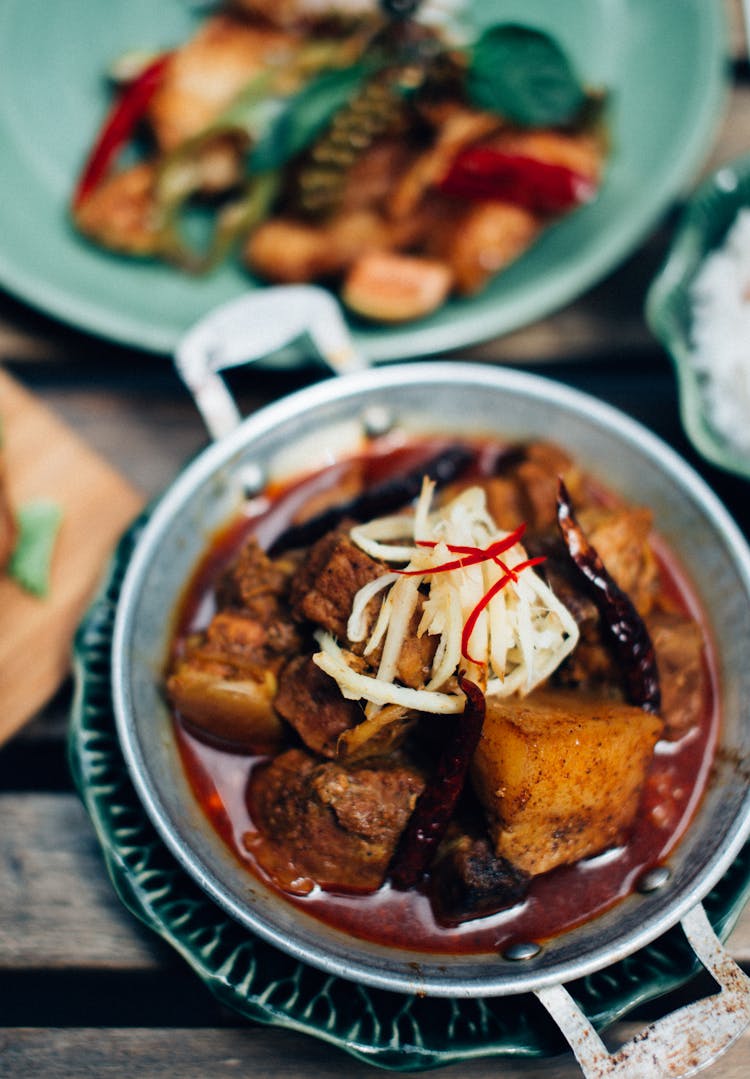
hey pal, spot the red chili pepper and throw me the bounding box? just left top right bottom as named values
left=556, top=479, right=661, bottom=714
left=438, top=147, right=597, bottom=215
left=389, top=675, right=486, bottom=891
left=398, top=525, right=527, bottom=576
left=72, top=53, right=172, bottom=210
left=460, top=555, right=546, bottom=665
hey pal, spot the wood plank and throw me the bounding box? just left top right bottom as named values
left=0, top=794, right=160, bottom=969
left=1, top=1024, right=749, bottom=1079
left=0, top=369, right=144, bottom=744
left=2, top=793, right=749, bottom=968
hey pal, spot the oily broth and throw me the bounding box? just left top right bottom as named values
left=168, top=435, right=720, bottom=955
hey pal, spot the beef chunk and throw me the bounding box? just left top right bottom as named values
left=290, top=523, right=387, bottom=637
left=247, top=748, right=424, bottom=892
left=218, top=537, right=296, bottom=620
left=274, top=654, right=362, bottom=757
left=648, top=610, right=705, bottom=739
left=429, top=832, right=529, bottom=924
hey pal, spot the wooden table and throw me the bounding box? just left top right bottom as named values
left=2, top=4, right=750, bottom=1075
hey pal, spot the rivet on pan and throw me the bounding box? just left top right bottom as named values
left=239, top=462, right=266, bottom=499
left=503, top=941, right=541, bottom=961
left=638, top=866, right=671, bottom=893
left=361, top=405, right=394, bottom=438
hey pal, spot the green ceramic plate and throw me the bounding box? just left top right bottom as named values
left=68, top=514, right=750, bottom=1071
left=0, top=0, right=728, bottom=361
left=646, top=153, right=750, bottom=481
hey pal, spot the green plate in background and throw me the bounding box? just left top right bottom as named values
left=68, top=515, right=750, bottom=1071
left=646, top=153, right=750, bottom=481
left=0, top=0, right=728, bottom=360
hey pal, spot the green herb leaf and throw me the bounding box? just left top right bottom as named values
left=249, top=64, right=371, bottom=174
left=467, top=24, right=585, bottom=127
left=8, top=500, right=63, bottom=597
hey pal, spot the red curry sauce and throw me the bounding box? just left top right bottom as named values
left=169, top=437, right=720, bottom=955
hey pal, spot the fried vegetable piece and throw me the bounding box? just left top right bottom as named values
left=342, top=251, right=453, bottom=322
left=471, top=689, right=663, bottom=876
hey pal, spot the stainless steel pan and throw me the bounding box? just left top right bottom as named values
left=111, top=289, right=750, bottom=1077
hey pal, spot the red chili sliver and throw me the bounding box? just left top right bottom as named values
left=389, top=675, right=486, bottom=891
left=400, top=525, right=527, bottom=577
left=72, top=53, right=172, bottom=209
left=460, top=555, right=545, bottom=665
left=438, top=147, right=597, bottom=215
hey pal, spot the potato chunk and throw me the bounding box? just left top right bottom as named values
left=471, top=690, right=663, bottom=876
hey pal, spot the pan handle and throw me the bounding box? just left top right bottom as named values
left=535, top=903, right=750, bottom=1078
left=174, top=286, right=368, bottom=441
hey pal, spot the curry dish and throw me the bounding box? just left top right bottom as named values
left=165, top=434, right=716, bottom=953
left=72, top=1, right=607, bottom=323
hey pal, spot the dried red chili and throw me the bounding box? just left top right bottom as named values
left=438, top=147, right=597, bottom=215
left=72, top=53, right=172, bottom=210
left=269, top=444, right=474, bottom=554
left=556, top=479, right=661, bottom=714
left=389, top=675, right=486, bottom=891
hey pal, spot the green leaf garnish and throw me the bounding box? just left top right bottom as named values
left=248, top=64, right=371, bottom=175
left=8, top=500, right=63, bottom=597
left=467, top=24, right=586, bottom=127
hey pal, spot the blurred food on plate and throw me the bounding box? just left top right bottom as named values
left=71, top=0, right=607, bottom=323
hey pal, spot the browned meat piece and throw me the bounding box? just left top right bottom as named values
left=290, top=523, right=387, bottom=637
left=147, top=15, right=300, bottom=151
left=647, top=611, right=706, bottom=739
left=389, top=105, right=503, bottom=221
left=513, top=442, right=578, bottom=532
left=578, top=505, right=659, bottom=616
left=167, top=653, right=283, bottom=751
left=74, top=163, right=162, bottom=257
left=0, top=444, right=16, bottom=572
left=342, top=251, right=453, bottom=323
left=274, top=654, right=362, bottom=757
left=247, top=747, right=424, bottom=891
left=471, top=689, right=663, bottom=876
left=167, top=604, right=299, bottom=750
left=219, top=537, right=294, bottom=613
left=482, top=477, right=526, bottom=531
left=428, top=831, right=529, bottom=924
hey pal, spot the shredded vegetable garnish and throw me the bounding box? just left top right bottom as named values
left=312, top=480, right=579, bottom=715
